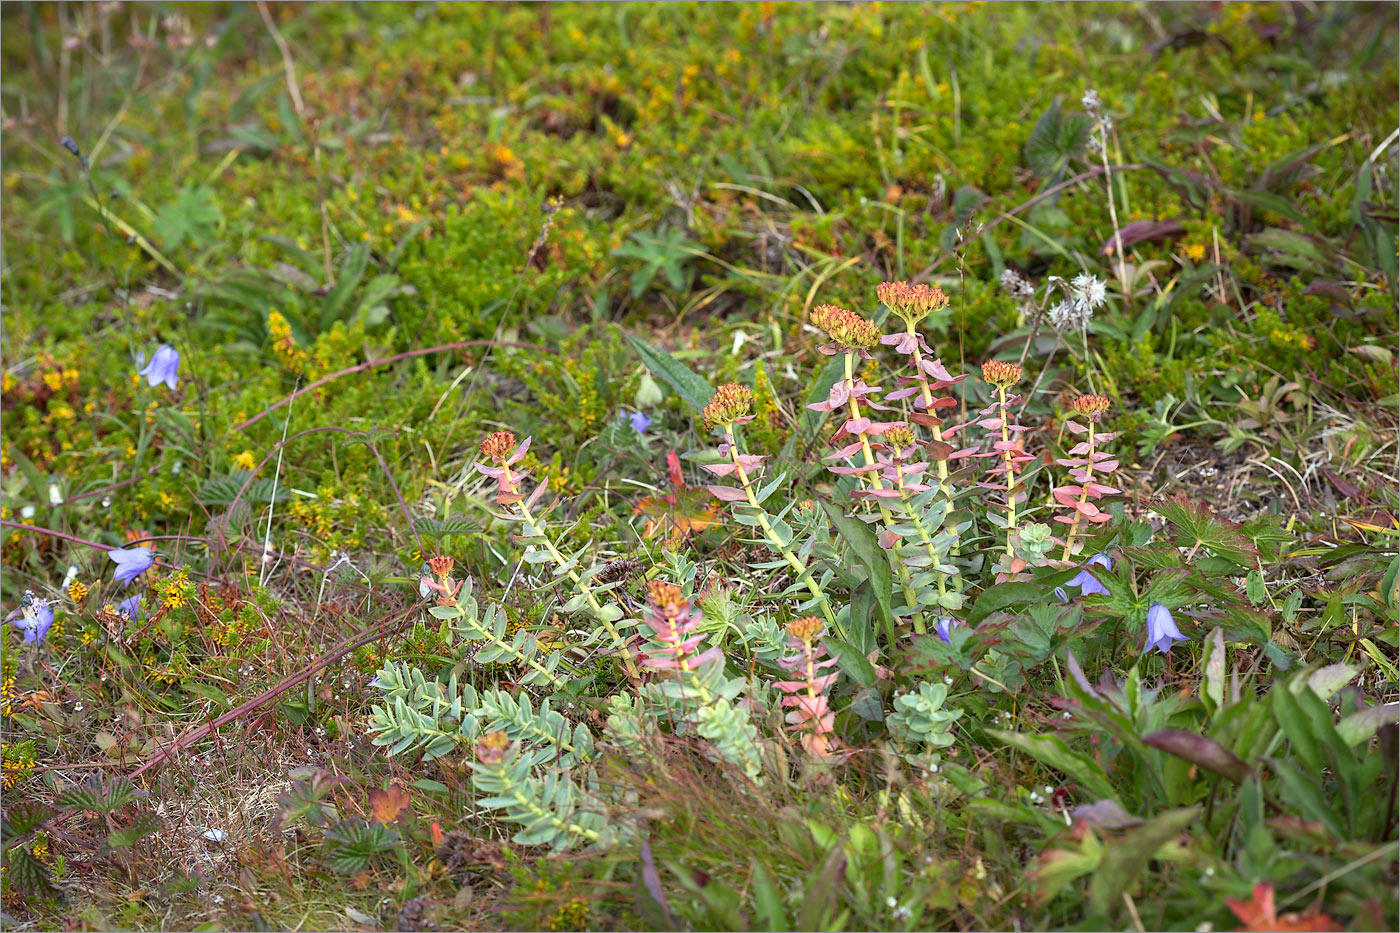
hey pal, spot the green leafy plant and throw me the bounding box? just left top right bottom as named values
left=613, top=227, right=703, bottom=298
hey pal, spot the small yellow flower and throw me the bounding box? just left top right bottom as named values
left=233, top=450, right=257, bottom=471
left=29, top=836, right=50, bottom=864
left=68, top=581, right=89, bottom=605
left=1183, top=242, right=1206, bottom=263
left=160, top=570, right=192, bottom=609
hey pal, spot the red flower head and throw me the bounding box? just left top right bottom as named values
left=1070, top=394, right=1111, bottom=421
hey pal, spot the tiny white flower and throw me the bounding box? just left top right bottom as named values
left=20, top=505, right=35, bottom=519
left=1048, top=300, right=1079, bottom=331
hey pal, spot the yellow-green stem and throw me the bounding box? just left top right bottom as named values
left=725, top=425, right=842, bottom=636
left=907, top=321, right=952, bottom=493
left=844, top=354, right=926, bottom=635
left=997, top=386, right=1017, bottom=557
left=905, top=321, right=964, bottom=603
left=894, top=460, right=949, bottom=608
left=1059, top=422, right=1097, bottom=564
left=671, top=636, right=714, bottom=705
left=508, top=469, right=640, bottom=680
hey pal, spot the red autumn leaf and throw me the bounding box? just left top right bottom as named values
left=1225, top=882, right=1341, bottom=932
left=666, top=449, right=685, bottom=489
left=369, top=783, right=411, bottom=825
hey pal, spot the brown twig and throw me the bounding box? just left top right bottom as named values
left=54, top=466, right=161, bottom=507
left=256, top=0, right=305, bottom=119
left=231, top=339, right=556, bottom=433
left=125, top=601, right=420, bottom=780
left=908, top=163, right=1147, bottom=285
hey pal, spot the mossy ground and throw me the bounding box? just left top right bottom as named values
left=1, top=3, right=1396, bottom=931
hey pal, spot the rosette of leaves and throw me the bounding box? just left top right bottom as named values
left=322, top=819, right=403, bottom=875
left=693, top=697, right=764, bottom=779
left=888, top=681, right=964, bottom=758
left=602, top=693, right=654, bottom=754
left=367, top=661, right=481, bottom=759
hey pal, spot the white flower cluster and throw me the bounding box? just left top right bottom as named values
left=1048, top=273, right=1108, bottom=332
left=998, top=268, right=1035, bottom=299
left=1081, top=87, right=1113, bottom=141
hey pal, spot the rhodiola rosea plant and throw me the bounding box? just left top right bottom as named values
left=365, top=279, right=1397, bottom=930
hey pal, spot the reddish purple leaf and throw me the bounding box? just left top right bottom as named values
left=1143, top=729, right=1251, bottom=783
left=1099, top=219, right=1186, bottom=257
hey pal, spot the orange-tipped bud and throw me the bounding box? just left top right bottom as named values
left=701, top=383, right=754, bottom=431
left=1071, top=394, right=1111, bottom=417
left=786, top=616, right=824, bottom=642
left=479, top=431, right=516, bottom=463
left=646, top=580, right=687, bottom=616
left=811, top=304, right=882, bottom=351
left=475, top=730, right=512, bottom=765
left=876, top=281, right=949, bottom=323
left=981, top=360, right=1023, bottom=389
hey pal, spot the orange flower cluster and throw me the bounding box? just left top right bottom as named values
left=479, top=431, right=517, bottom=463
left=811, top=304, right=881, bottom=351
left=1070, top=394, right=1111, bottom=419
left=700, top=383, right=754, bottom=431
left=980, top=360, right=1023, bottom=389
left=876, top=280, right=949, bottom=324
